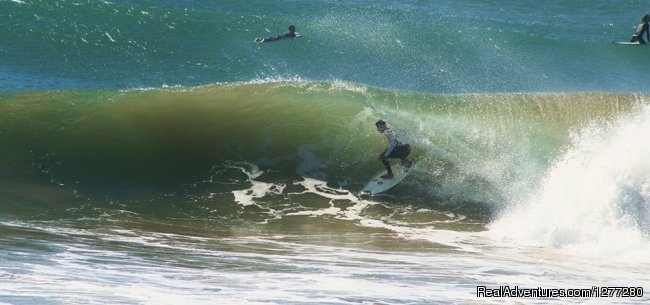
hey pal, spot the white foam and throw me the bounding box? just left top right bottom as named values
left=104, top=32, right=116, bottom=42
left=289, top=177, right=369, bottom=220
left=287, top=176, right=486, bottom=253
left=490, top=106, right=650, bottom=263
left=229, top=163, right=285, bottom=207
left=3, top=217, right=649, bottom=305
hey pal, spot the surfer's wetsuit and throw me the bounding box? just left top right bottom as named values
left=256, top=26, right=297, bottom=43
left=257, top=31, right=296, bottom=43
left=379, top=128, right=412, bottom=175
left=631, top=20, right=650, bottom=44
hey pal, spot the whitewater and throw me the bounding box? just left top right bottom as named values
left=1, top=0, right=650, bottom=304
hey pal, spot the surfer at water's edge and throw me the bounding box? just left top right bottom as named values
left=375, top=120, right=413, bottom=179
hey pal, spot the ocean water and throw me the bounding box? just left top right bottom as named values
left=1, top=0, right=650, bottom=304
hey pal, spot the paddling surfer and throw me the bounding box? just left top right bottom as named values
left=631, top=14, right=650, bottom=44
left=255, top=25, right=298, bottom=43
left=375, top=120, right=413, bottom=179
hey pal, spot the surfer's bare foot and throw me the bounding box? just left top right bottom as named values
left=381, top=173, right=394, bottom=179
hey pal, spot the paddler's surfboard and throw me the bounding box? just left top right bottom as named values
left=255, top=33, right=302, bottom=43
left=612, top=41, right=641, bottom=45
left=361, top=162, right=414, bottom=196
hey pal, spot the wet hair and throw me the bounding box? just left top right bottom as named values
left=375, top=120, right=387, bottom=127
left=288, top=25, right=296, bottom=32
left=643, top=14, right=650, bottom=23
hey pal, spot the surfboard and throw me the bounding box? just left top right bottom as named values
left=254, top=33, right=302, bottom=43
left=612, top=41, right=641, bottom=45
left=361, top=162, right=414, bottom=196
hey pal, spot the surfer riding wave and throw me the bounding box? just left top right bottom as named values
left=375, top=120, right=413, bottom=179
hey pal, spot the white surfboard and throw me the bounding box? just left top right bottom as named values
left=613, top=41, right=641, bottom=45
left=361, top=162, right=414, bottom=196
left=255, top=33, right=302, bottom=43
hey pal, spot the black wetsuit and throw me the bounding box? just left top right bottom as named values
left=631, top=22, right=649, bottom=44
left=257, top=31, right=296, bottom=43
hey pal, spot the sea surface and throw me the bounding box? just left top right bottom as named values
left=1, top=0, right=650, bottom=304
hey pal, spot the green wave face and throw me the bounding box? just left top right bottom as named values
left=1, top=82, right=646, bottom=217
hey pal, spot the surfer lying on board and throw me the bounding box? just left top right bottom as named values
left=630, top=14, right=650, bottom=44
left=376, top=120, right=413, bottom=179
left=255, top=25, right=297, bottom=43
